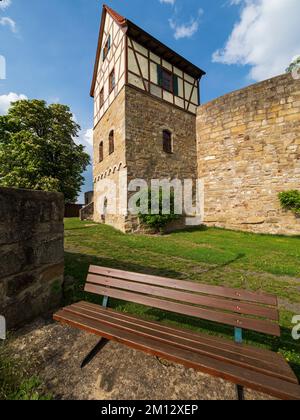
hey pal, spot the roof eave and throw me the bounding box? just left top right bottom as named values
left=126, top=20, right=206, bottom=80
left=90, top=6, right=128, bottom=98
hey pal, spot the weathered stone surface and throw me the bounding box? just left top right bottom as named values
left=241, top=217, right=265, bottom=225
left=6, top=272, right=36, bottom=297
left=125, top=86, right=198, bottom=233
left=93, top=85, right=198, bottom=233
left=0, top=243, right=31, bottom=278
left=0, top=187, right=64, bottom=329
left=197, top=74, right=300, bottom=235
left=93, top=88, right=127, bottom=231
left=125, top=86, right=197, bottom=181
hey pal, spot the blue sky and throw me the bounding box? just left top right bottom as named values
left=1, top=0, right=299, bottom=202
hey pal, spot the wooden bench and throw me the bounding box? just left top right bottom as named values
left=54, top=265, right=300, bottom=400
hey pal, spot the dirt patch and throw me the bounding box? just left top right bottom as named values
left=5, top=318, right=276, bottom=400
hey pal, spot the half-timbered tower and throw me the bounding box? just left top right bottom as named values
left=91, top=5, right=205, bottom=232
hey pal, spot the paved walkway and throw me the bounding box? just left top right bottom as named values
left=8, top=319, right=275, bottom=400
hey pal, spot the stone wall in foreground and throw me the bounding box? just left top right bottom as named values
left=0, top=188, right=64, bottom=329
left=197, top=73, right=300, bottom=235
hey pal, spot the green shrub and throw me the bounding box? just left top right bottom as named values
left=278, top=190, right=300, bottom=215
left=139, top=189, right=180, bottom=233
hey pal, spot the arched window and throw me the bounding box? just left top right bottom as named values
left=163, top=130, right=172, bottom=154
left=109, top=130, right=114, bottom=155
left=99, top=142, right=103, bottom=163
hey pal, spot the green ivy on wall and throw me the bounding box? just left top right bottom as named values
left=279, top=190, right=300, bottom=215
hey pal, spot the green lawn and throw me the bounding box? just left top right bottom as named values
left=64, top=218, right=300, bottom=378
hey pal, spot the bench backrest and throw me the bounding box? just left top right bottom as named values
left=85, top=266, right=280, bottom=337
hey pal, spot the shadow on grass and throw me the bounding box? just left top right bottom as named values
left=64, top=225, right=104, bottom=232
left=64, top=251, right=300, bottom=380
left=168, top=225, right=209, bottom=235
left=201, top=253, right=246, bottom=274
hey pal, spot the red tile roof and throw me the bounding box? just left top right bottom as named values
left=104, top=5, right=127, bottom=26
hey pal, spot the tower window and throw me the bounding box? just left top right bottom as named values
left=163, top=130, right=172, bottom=154
left=99, top=142, right=104, bottom=163
left=162, top=69, right=173, bottom=93
left=100, top=88, right=104, bottom=108
left=102, top=35, right=111, bottom=61
left=157, top=65, right=179, bottom=96
left=109, top=130, right=114, bottom=155
left=109, top=68, right=115, bottom=93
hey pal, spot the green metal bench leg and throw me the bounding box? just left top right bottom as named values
left=234, top=327, right=244, bottom=400
left=81, top=296, right=110, bottom=369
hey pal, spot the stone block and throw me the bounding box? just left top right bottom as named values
left=0, top=188, right=64, bottom=329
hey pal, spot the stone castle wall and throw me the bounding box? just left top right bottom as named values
left=197, top=73, right=300, bottom=235
left=0, top=188, right=64, bottom=329
left=125, top=86, right=197, bottom=180
left=124, top=86, right=198, bottom=232
left=93, top=88, right=127, bottom=231
left=93, top=85, right=198, bottom=232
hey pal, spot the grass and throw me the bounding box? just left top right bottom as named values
left=64, top=218, right=300, bottom=378
left=0, top=346, right=51, bottom=400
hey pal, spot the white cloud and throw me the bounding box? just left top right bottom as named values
left=0, top=0, right=12, bottom=10
left=229, top=0, right=243, bottom=5
left=76, top=127, right=93, bottom=158
left=84, top=128, right=93, bottom=147
left=0, top=16, right=17, bottom=33
left=0, top=92, right=27, bottom=115
left=159, top=0, right=175, bottom=5
left=0, top=55, right=6, bottom=79
left=169, top=9, right=203, bottom=40
left=213, top=0, right=300, bottom=81
left=75, top=127, right=93, bottom=204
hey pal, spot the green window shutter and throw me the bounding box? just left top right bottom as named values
left=157, top=64, right=162, bottom=86
left=173, top=75, right=179, bottom=96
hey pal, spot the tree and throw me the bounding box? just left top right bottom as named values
left=0, top=100, right=90, bottom=202
left=286, top=56, right=300, bottom=74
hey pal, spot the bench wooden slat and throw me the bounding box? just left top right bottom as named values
left=89, top=266, right=277, bottom=306
left=87, top=274, right=279, bottom=321
left=77, top=301, right=285, bottom=368
left=76, top=301, right=292, bottom=377
left=84, top=283, right=281, bottom=336
left=54, top=265, right=300, bottom=400
left=67, top=302, right=297, bottom=384
left=54, top=308, right=300, bottom=400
